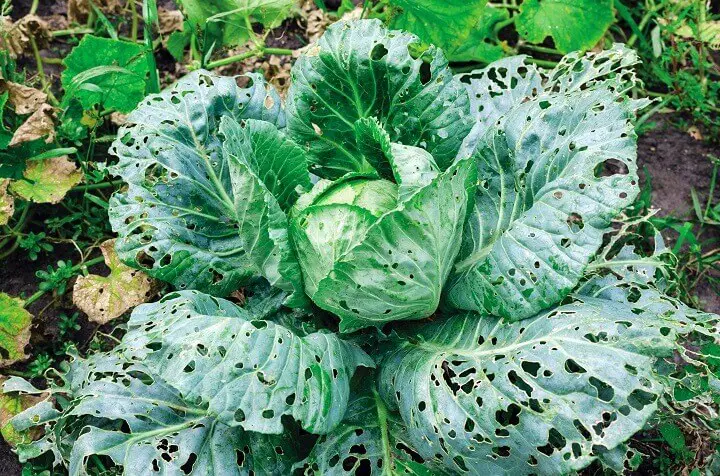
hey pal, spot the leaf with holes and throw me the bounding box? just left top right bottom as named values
left=72, top=239, right=157, bottom=325
left=120, top=290, right=373, bottom=434
left=108, top=70, right=310, bottom=301
left=445, top=45, right=648, bottom=321
left=286, top=19, right=472, bottom=178
left=290, top=150, right=476, bottom=333
left=515, top=0, right=615, bottom=53
left=294, top=380, right=442, bottom=475
left=9, top=353, right=300, bottom=475
left=0, top=293, right=31, bottom=368
left=378, top=294, right=694, bottom=475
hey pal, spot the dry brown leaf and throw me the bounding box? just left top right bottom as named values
left=157, top=7, right=184, bottom=35
left=0, top=180, right=13, bottom=226
left=9, top=156, right=82, bottom=204
left=0, top=15, right=50, bottom=58
left=0, top=377, right=45, bottom=447
left=109, top=111, right=128, bottom=126
left=0, top=81, right=47, bottom=115
left=73, top=239, right=158, bottom=325
left=9, top=104, right=55, bottom=147
left=67, top=0, right=123, bottom=24
left=687, top=126, right=703, bottom=141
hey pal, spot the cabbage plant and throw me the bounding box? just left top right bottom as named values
left=6, top=20, right=719, bottom=476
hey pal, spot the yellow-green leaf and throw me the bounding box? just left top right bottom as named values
left=0, top=377, right=44, bottom=447
left=9, top=156, right=82, bottom=204
left=0, top=294, right=32, bottom=368
left=0, top=180, right=13, bottom=226
left=72, top=239, right=157, bottom=325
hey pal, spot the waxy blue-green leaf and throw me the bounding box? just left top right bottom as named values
left=109, top=70, right=310, bottom=300
left=292, top=154, right=476, bottom=333
left=378, top=296, right=685, bottom=475
left=446, top=46, right=646, bottom=321
left=11, top=353, right=298, bottom=475
left=121, top=290, right=373, bottom=435
left=286, top=19, right=472, bottom=178
left=295, top=381, right=440, bottom=475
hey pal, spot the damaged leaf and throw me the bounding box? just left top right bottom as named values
left=0, top=180, right=14, bottom=226
left=0, top=81, right=47, bottom=115
left=9, top=156, right=82, bottom=204
left=0, top=293, right=32, bottom=368
left=8, top=104, right=55, bottom=147
left=72, top=239, right=157, bottom=325
left=0, top=377, right=45, bottom=447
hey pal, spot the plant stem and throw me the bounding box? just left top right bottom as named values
left=206, top=46, right=295, bottom=69
left=29, top=36, right=59, bottom=106
left=70, top=180, right=124, bottom=192
left=518, top=43, right=563, bottom=56
left=29, top=0, right=39, bottom=15
left=24, top=256, right=105, bottom=308
left=142, top=0, right=161, bottom=94
left=131, top=0, right=139, bottom=43
left=51, top=28, right=95, bottom=37
left=206, top=50, right=258, bottom=69
left=526, top=57, right=558, bottom=69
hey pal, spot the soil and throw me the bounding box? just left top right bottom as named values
left=637, top=116, right=720, bottom=313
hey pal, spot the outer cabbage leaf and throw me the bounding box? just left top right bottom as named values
left=451, top=5, right=510, bottom=64
left=387, top=0, right=488, bottom=62
left=446, top=46, right=646, bottom=321
left=286, top=19, right=472, bottom=178
left=378, top=296, right=693, bottom=475
left=295, top=381, right=440, bottom=475
left=109, top=70, right=311, bottom=299
left=292, top=154, right=476, bottom=333
left=121, top=290, right=373, bottom=435
left=9, top=354, right=298, bottom=475
left=516, top=0, right=614, bottom=53
left=457, top=55, right=543, bottom=157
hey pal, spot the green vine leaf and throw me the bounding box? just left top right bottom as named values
left=62, top=35, right=150, bottom=113
left=516, top=0, right=615, bottom=53
left=0, top=293, right=32, bottom=368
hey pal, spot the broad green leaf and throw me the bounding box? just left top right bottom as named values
left=11, top=353, right=299, bottom=475
left=295, top=382, right=438, bottom=475
left=286, top=19, right=472, bottom=178
left=0, top=91, right=12, bottom=149
left=516, top=0, right=615, bottom=53
left=121, top=290, right=373, bottom=434
left=178, top=0, right=294, bottom=47
left=0, top=293, right=31, bottom=367
left=378, top=297, right=685, bottom=475
left=108, top=70, right=309, bottom=299
left=72, top=239, right=156, bottom=324
left=450, top=5, right=510, bottom=63
left=62, top=35, right=149, bottom=113
left=293, top=156, right=476, bottom=333
left=446, top=46, right=644, bottom=321
left=387, top=0, right=488, bottom=61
